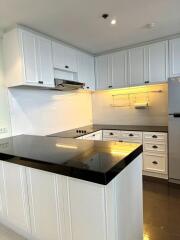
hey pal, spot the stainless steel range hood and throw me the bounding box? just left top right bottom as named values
left=54, top=79, right=85, bottom=91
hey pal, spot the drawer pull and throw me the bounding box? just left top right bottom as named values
left=152, top=161, right=158, bottom=165
left=92, top=134, right=95, bottom=137
left=108, top=85, right=112, bottom=88
left=65, top=65, right=69, bottom=69
left=129, top=133, right=134, bottom=137
left=152, top=145, right=158, bottom=149
left=152, top=135, right=158, bottom=138
left=109, top=132, right=114, bottom=135
left=119, top=140, right=123, bottom=142
left=38, top=81, right=43, bottom=84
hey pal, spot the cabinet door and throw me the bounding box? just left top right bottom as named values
left=169, top=38, right=180, bottom=77
left=68, top=178, right=106, bottom=240
left=37, top=36, right=54, bottom=87
left=95, top=55, right=110, bottom=90
left=110, top=50, right=128, bottom=88
left=27, top=168, right=62, bottom=240
left=20, top=29, right=39, bottom=84
left=146, top=41, right=168, bottom=83
left=128, top=47, right=145, bottom=86
left=77, top=52, right=95, bottom=90
left=0, top=161, right=30, bottom=233
left=52, top=42, right=77, bottom=72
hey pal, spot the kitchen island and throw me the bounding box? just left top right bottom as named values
left=0, top=135, right=143, bottom=240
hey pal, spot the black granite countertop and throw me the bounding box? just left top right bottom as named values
left=49, top=124, right=168, bottom=138
left=0, top=135, right=142, bottom=185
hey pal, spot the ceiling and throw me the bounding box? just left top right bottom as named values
left=0, top=0, right=180, bottom=54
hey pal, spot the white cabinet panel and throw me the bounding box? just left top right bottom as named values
left=68, top=178, right=106, bottom=240
left=0, top=161, right=30, bottom=233
left=95, top=55, right=109, bottom=90
left=21, top=29, right=39, bottom=84
left=146, top=41, right=168, bottom=83
left=128, top=46, right=145, bottom=86
left=143, top=154, right=167, bottom=174
left=4, top=27, right=55, bottom=88
left=143, top=132, right=167, bottom=143
left=110, top=50, right=128, bottom=88
left=37, top=36, right=54, bottom=87
left=77, top=52, right=95, bottom=90
left=169, top=38, right=180, bottom=77
left=26, top=168, right=61, bottom=240
left=52, top=42, right=77, bottom=72
left=82, top=131, right=102, bottom=140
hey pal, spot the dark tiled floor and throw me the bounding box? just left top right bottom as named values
left=143, top=179, right=180, bottom=240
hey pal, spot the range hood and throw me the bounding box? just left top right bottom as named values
left=53, top=69, right=84, bottom=91
left=54, top=79, right=84, bottom=91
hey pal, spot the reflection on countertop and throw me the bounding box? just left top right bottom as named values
left=0, top=135, right=142, bottom=184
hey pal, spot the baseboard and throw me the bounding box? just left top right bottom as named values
left=143, top=175, right=168, bottom=184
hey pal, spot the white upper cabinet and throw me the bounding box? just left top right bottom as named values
left=95, top=52, right=128, bottom=90
left=128, top=46, right=145, bottom=86
left=145, top=41, right=168, bottom=83
left=52, top=41, right=77, bottom=72
left=169, top=38, right=180, bottom=77
left=3, top=27, right=54, bottom=88
left=110, top=50, right=128, bottom=88
left=95, top=55, right=110, bottom=90
left=95, top=40, right=169, bottom=90
left=20, top=30, right=39, bottom=84
left=77, top=51, right=95, bottom=90
left=36, top=36, right=54, bottom=86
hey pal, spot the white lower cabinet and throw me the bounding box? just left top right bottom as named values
left=0, top=155, right=143, bottom=240
left=143, top=132, right=168, bottom=178
left=68, top=178, right=107, bottom=240
left=0, top=161, right=31, bottom=233
left=82, top=130, right=102, bottom=140
left=143, top=153, right=167, bottom=174
left=26, top=168, right=62, bottom=240
left=102, top=130, right=168, bottom=178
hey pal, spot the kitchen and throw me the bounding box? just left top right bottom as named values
left=0, top=0, right=180, bottom=239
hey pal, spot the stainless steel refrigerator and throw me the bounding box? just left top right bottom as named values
left=169, top=77, right=180, bottom=184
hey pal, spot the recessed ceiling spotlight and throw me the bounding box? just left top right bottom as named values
left=111, top=19, right=117, bottom=25
left=102, top=13, right=109, bottom=19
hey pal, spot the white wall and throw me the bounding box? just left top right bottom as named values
left=92, top=84, right=168, bottom=126
left=0, top=38, right=11, bottom=138
left=8, top=88, right=93, bottom=136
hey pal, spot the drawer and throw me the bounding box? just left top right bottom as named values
left=83, top=131, right=102, bottom=140
left=103, top=130, right=121, bottom=139
left=121, top=131, right=143, bottom=141
left=143, top=153, right=167, bottom=174
left=143, top=142, right=167, bottom=154
left=143, top=132, right=167, bottom=143
left=121, top=138, right=142, bottom=144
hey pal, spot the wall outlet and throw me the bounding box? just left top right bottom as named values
left=0, top=127, right=8, bottom=134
